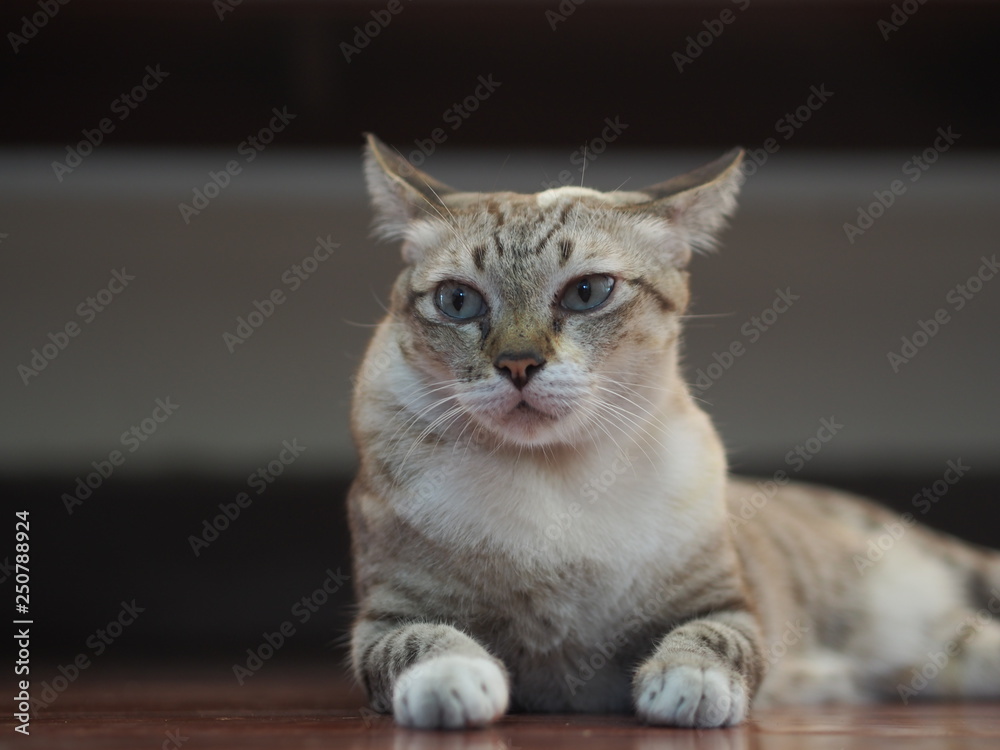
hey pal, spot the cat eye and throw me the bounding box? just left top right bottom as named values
left=435, top=281, right=487, bottom=320
left=560, top=275, right=615, bottom=312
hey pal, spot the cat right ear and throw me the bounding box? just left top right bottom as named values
left=363, top=133, right=457, bottom=242
left=626, top=148, right=745, bottom=254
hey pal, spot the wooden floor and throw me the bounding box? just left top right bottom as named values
left=9, top=664, right=1000, bottom=749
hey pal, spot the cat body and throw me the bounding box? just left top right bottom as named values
left=348, top=135, right=1000, bottom=728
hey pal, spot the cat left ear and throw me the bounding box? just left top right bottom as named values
left=363, top=133, right=458, bottom=240
left=626, top=148, right=745, bottom=253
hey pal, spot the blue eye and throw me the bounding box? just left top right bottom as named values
left=561, top=275, right=614, bottom=311
left=435, top=281, right=487, bottom=320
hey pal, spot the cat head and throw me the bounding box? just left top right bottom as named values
left=363, top=134, right=743, bottom=449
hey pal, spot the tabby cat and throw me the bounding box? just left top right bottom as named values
left=348, top=134, right=1000, bottom=729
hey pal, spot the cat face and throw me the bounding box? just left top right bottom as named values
left=364, top=136, right=744, bottom=449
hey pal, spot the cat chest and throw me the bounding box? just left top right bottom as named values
left=402, top=458, right=684, bottom=571
left=475, top=577, right=660, bottom=712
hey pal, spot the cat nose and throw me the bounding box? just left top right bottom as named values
left=494, top=352, right=545, bottom=390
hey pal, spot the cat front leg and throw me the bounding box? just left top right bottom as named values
left=633, top=609, right=764, bottom=728
left=352, top=617, right=510, bottom=729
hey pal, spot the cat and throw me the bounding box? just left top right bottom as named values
left=347, top=133, right=1000, bottom=729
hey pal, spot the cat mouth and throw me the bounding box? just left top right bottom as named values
left=515, top=400, right=544, bottom=414
left=509, top=400, right=556, bottom=421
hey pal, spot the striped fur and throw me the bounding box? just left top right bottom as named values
left=348, top=135, right=1000, bottom=729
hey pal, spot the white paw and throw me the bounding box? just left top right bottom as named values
left=634, top=663, right=748, bottom=728
left=393, top=655, right=509, bottom=729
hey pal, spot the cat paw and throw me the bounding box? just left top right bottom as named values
left=633, top=661, right=748, bottom=728
left=393, top=654, right=509, bottom=729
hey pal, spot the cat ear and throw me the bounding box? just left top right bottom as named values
left=624, top=148, right=745, bottom=253
left=363, top=133, right=458, bottom=240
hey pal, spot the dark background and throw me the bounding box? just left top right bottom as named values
left=2, top=0, right=998, bottom=682
left=3, top=1, right=999, bottom=150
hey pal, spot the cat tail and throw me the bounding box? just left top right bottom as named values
left=897, top=542, right=1000, bottom=702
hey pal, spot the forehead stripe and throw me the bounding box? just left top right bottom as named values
left=558, top=238, right=574, bottom=265
left=472, top=244, right=487, bottom=271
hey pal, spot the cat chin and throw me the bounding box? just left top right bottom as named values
left=474, top=403, right=587, bottom=449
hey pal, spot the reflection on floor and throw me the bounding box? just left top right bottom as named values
left=17, top=664, right=1000, bottom=749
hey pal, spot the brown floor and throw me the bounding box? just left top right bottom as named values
left=8, top=665, right=1000, bottom=749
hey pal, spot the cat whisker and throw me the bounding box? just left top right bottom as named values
left=461, top=422, right=492, bottom=462
left=413, top=179, right=489, bottom=264
left=571, top=418, right=601, bottom=462
left=369, top=288, right=392, bottom=316
left=429, top=407, right=472, bottom=456
left=678, top=312, right=735, bottom=320
left=395, top=378, right=463, bottom=405
left=593, top=375, right=669, bottom=408
left=589, top=402, right=660, bottom=475
left=389, top=390, right=461, bottom=439
left=680, top=384, right=716, bottom=409
left=389, top=375, right=465, bottom=409
left=388, top=390, right=462, bottom=454
left=593, top=384, right=674, bottom=437
left=599, top=400, right=673, bottom=455
left=400, top=404, right=467, bottom=471
left=583, top=403, right=630, bottom=468
left=490, top=152, right=512, bottom=193
left=450, top=412, right=477, bottom=459
left=341, top=319, right=384, bottom=328
left=591, top=397, right=671, bottom=464
left=598, top=372, right=708, bottom=407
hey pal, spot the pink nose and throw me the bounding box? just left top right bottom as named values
left=494, top=352, right=545, bottom=390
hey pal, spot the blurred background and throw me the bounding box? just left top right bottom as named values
left=2, top=0, right=998, bottom=680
